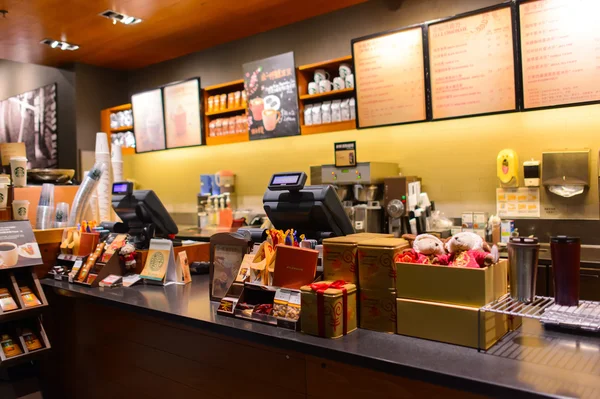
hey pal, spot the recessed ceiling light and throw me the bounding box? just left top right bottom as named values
left=99, top=10, right=142, bottom=25
left=40, top=38, right=79, bottom=51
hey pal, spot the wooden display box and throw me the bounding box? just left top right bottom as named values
left=396, top=260, right=508, bottom=308
left=296, top=55, right=357, bottom=135
left=203, top=79, right=249, bottom=146
left=396, top=297, right=518, bottom=350
left=0, top=270, right=48, bottom=322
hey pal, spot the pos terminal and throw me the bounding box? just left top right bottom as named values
left=261, top=172, right=354, bottom=241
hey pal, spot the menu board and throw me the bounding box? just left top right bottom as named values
left=131, top=89, right=167, bottom=153
left=243, top=52, right=300, bottom=141
left=163, top=78, right=203, bottom=149
left=429, top=7, right=516, bottom=119
left=352, top=27, right=426, bottom=128
left=520, top=0, right=600, bottom=109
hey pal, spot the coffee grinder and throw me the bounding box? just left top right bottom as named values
left=383, top=176, right=422, bottom=237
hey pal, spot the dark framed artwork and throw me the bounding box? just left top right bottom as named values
left=0, top=83, right=58, bottom=168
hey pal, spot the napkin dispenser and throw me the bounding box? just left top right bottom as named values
left=542, top=150, right=590, bottom=198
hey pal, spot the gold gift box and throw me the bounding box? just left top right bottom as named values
left=396, top=260, right=508, bottom=307
left=396, top=298, right=516, bottom=350
left=359, top=288, right=397, bottom=334
left=301, top=281, right=357, bottom=339
left=358, top=238, right=409, bottom=291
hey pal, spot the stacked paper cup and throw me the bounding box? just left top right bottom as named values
left=95, top=133, right=112, bottom=222
left=111, top=144, right=123, bottom=183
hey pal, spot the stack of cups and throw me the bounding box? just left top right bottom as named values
left=95, top=133, right=112, bottom=223
left=35, top=183, right=55, bottom=229
left=10, top=157, right=27, bottom=187
left=54, top=202, right=70, bottom=228
left=112, top=144, right=124, bottom=183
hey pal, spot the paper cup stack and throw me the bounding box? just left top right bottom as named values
left=95, top=133, right=112, bottom=223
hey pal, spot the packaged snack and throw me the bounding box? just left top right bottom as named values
left=241, top=90, right=247, bottom=107
left=321, top=101, right=332, bottom=124
left=312, top=103, right=322, bottom=125
left=19, top=286, right=42, bottom=308
left=214, top=95, right=221, bottom=111
left=221, top=118, right=229, bottom=136
left=229, top=117, right=237, bottom=135
left=304, top=104, right=313, bottom=126
left=0, top=288, right=18, bottom=312
left=215, top=119, right=223, bottom=136
left=285, top=291, right=301, bottom=321
left=340, top=99, right=350, bottom=121
left=219, top=94, right=227, bottom=110
left=234, top=91, right=242, bottom=107
left=349, top=97, right=356, bottom=120
left=227, top=93, right=235, bottom=109
left=21, top=329, right=42, bottom=351
left=331, top=100, right=341, bottom=122
left=207, top=96, right=215, bottom=113
left=1, top=334, right=22, bottom=358
left=208, top=120, right=216, bottom=137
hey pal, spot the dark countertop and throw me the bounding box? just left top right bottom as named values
left=41, top=277, right=600, bottom=399
left=176, top=225, right=239, bottom=241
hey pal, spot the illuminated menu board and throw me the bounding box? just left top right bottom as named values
left=429, top=7, right=516, bottom=119
left=520, top=0, right=600, bottom=109
left=352, top=27, right=426, bottom=128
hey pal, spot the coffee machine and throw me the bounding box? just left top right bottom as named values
left=316, top=162, right=399, bottom=233
left=383, top=176, right=422, bottom=237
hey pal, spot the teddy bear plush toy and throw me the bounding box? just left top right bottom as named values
left=437, top=232, right=498, bottom=268
left=397, top=234, right=446, bottom=265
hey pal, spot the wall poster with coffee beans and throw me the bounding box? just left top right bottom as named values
left=243, top=52, right=300, bottom=140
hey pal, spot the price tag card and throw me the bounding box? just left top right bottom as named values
left=334, top=141, right=357, bottom=167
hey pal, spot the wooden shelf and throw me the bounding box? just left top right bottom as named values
left=298, top=55, right=353, bottom=72
left=299, top=88, right=355, bottom=101
left=205, top=106, right=247, bottom=117
left=109, top=104, right=132, bottom=113
left=206, top=132, right=249, bottom=146
left=122, top=147, right=136, bottom=156
left=110, top=125, right=133, bottom=133
left=301, top=120, right=356, bottom=135
left=204, top=79, right=245, bottom=92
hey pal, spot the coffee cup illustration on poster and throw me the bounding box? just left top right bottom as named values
left=243, top=52, right=300, bottom=140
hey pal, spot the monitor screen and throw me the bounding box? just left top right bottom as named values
left=272, top=174, right=300, bottom=185
left=113, top=182, right=130, bottom=194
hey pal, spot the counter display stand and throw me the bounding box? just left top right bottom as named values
left=71, top=252, right=122, bottom=288
left=203, top=79, right=249, bottom=146
left=296, top=55, right=357, bottom=135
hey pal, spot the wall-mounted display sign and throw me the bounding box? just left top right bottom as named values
left=428, top=5, right=517, bottom=119
left=334, top=141, right=356, bottom=167
left=163, top=78, right=203, bottom=148
left=352, top=27, right=426, bottom=128
left=131, top=89, right=167, bottom=153
left=520, top=0, right=600, bottom=109
left=243, top=52, right=300, bottom=141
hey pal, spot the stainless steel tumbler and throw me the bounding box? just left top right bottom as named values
left=507, top=236, right=540, bottom=303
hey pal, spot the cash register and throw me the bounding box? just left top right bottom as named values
left=262, top=172, right=354, bottom=241
left=111, top=182, right=178, bottom=249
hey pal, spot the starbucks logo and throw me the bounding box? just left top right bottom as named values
left=55, top=210, right=64, bottom=221
left=149, top=252, right=164, bottom=272
left=14, top=167, right=25, bottom=178
left=17, top=207, right=26, bottom=216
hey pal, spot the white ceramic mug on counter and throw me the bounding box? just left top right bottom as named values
left=345, top=73, right=354, bottom=89
left=308, top=82, right=318, bottom=95
left=314, top=69, right=330, bottom=83
left=333, top=77, right=345, bottom=91
left=318, top=79, right=332, bottom=93
left=339, top=63, right=352, bottom=78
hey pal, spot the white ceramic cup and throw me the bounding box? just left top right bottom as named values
left=333, top=77, right=345, bottom=91
left=345, top=73, right=354, bottom=89
left=339, top=63, right=352, bottom=78
left=10, top=157, right=27, bottom=188
left=318, top=79, right=332, bottom=93
left=308, top=82, right=318, bottom=95
left=12, top=200, right=29, bottom=221
left=314, top=69, right=330, bottom=83
left=0, top=184, right=7, bottom=209
left=0, top=242, right=18, bottom=267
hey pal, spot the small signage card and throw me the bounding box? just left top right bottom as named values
left=178, top=251, right=192, bottom=285
left=0, top=143, right=26, bottom=166
left=140, top=239, right=178, bottom=285
left=334, top=141, right=357, bottom=167
left=0, top=221, right=43, bottom=269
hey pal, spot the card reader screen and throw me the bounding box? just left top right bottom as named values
left=113, top=182, right=130, bottom=194
left=272, top=174, right=300, bottom=185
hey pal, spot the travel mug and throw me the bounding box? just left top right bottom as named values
left=507, top=236, right=540, bottom=302
left=550, top=236, right=580, bottom=306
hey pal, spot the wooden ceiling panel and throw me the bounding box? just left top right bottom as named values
left=0, top=0, right=367, bottom=69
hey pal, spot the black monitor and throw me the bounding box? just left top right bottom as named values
left=263, top=172, right=354, bottom=240
left=111, top=182, right=178, bottom=249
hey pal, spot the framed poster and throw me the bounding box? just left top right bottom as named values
left=131, top=88, right=167, bottom=153
left=352, top=26, right=427, bottom=128
left=243, top=52, right=300, bottom=140
left=163, top=78, right=203, bottom=148
left=0, top=83, right=58, bottom=168
left=520, top=0, right=600, bottom=110
left=428, top=3, right=518, bottom=120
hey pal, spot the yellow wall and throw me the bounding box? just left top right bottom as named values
left=123, top=104, right=600, bottom=217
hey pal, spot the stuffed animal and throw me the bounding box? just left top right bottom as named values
left=437, top=232, right=498, bottom=268
left=397, top=234, right=446, bottom=264
left=119, top=243, right=137, bottom=270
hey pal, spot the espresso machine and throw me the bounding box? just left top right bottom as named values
left=316, top=162, right=399, bottom=233
left=383, top=176, right=422, bottom=237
